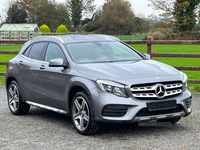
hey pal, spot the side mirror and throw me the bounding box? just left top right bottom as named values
left=143, top=53, right=151, bottom=59
left=49, top=58, right=65, bottom=67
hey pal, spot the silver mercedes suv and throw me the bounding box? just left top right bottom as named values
left=5, top=34, right=192, bottom=135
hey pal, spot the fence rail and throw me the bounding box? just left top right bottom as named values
left=0, top=37, right=200, bottom=84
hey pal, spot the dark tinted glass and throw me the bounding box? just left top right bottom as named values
left=28, top=42, right=47, bottom=61
left=45, top=43, right=65, bottom=62
left=23, top=45, right=32, bottom=57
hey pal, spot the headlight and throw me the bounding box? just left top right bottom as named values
left=96, top=80, right=128, bottom=98
left=180, top=72, right=188, bottom=92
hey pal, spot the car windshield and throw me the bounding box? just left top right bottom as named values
left=65, top=41, right=143, bottom=63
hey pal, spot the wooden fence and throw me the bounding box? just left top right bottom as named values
left=0, top=37, right=200, bottom=84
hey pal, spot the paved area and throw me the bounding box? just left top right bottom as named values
left=0, top=87, right=200, bottom=150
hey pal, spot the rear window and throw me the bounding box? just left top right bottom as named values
left=23, top=42, right=47, bottom=61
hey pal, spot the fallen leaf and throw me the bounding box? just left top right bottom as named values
left=156, top=136, right=158, bottom=139
left=58, top=145, right=60, bottom=147
left=57, top=136, right=60, bottom=138
left=163, top=132, right=167, bottom=135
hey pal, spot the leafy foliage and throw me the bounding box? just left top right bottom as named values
left=6, top=3, right=27, bottom=23
left=40, top=24, right=51, bottom=32
left=148, top=0, right=200, bottom=32
left=83, top=22, right=97, bottom=32
left=174, top=0, right=200, bottom=32
left=100, top=0, right=135, bottom=35
left=17, top=0, right=71, bottom=31
left=153, top=32, right=200, bottom=40
left=56, top=24, right=69, bottom=33
left=132, top=17, right=150, bottom=34
left=66, top=0, right=95, bottom=28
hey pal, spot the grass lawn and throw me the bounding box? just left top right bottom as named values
left=0, top=44, right=23, bottom=51
left=113, top=35, right=146, bottom=40
left=0, top=44, right=200, bottom=92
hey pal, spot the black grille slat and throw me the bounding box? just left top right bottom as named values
left=102, top=105, right=128, bottom=117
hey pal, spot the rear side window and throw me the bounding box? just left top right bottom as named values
left=28, top=42, right=47, bottom=61
left=45, top=43, right=66, bottom=62
left=23, top=45, right=32, bottom=57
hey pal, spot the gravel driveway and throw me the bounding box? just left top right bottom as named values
left=0, top=87, right=200, bottom=150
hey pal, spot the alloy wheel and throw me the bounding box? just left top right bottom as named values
left=72, top=96, right=90, bottom=131
left=8, top=84, right=19, bottom=112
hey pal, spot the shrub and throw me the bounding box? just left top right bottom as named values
left=153, top=32, right=200, bottom=40
left=90, top=21, right=101, bottom=29
left=83, top=22, right=97, bottom=32
left=56, top=24, right=69, bottom=34
left=40, top=24, right=51, bottom=33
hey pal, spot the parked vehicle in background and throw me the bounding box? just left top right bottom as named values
left=5, top=34, right=192, bottom=135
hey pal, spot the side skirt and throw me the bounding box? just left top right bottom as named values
left=26, top=101, right=68, bottom=115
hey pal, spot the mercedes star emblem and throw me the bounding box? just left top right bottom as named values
left=155, top=84, right=166, bottom=99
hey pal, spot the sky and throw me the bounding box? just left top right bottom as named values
left=0, top=0, right=157, bottom=20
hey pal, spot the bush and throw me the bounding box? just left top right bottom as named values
left=56, top=24, right=69, bottom=34
left=83, top=22, right=97, bottom=32
left=153, top=32, right=200, bottom=40
left=90, top=21, right=101, bottom=29
left=40, top=24, right=51, bottom=33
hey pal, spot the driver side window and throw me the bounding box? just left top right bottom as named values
left=45, top=43, right=66, bottom=62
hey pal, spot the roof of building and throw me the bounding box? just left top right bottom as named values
left=0, top=24, right=41, bottom=32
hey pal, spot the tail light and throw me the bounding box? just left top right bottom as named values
left=6, top=61, right=9, bottom=69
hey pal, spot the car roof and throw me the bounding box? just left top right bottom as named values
left=31, top=34, right=119, bottom=44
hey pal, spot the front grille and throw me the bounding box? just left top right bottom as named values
left=131, top=81, right=183, bottom=100
left=102, top=105, right=128, bottom=117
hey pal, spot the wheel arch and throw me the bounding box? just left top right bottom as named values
left=67, top=81, right=95, bottom=116
left=6, top=75, right=18, bottom=91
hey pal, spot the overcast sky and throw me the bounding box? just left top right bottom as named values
left=0, top=0, right=156, bottom=20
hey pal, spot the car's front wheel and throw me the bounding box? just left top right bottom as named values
left=71, top=91, right=100, bottom=135
left=7, top=81, right=30, bottom=115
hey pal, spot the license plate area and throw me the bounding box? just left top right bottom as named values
left=147, top=100, right=177, bottom=112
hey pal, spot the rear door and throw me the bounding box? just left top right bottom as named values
left=18, top=42, right=48, bottom=103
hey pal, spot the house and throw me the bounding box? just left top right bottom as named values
left=0, top=24, right=41, bottom=40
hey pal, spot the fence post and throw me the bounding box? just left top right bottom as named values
left=19, top=31, right=21, bottom=41
left=147, top=36, right=153, bottom=58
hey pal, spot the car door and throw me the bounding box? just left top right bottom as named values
left=18, top=42, right=48, bottom=103
left=35, top=42, right=69, bottom=110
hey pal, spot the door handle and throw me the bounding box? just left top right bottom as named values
left=18, top=61, right=23, bottom=65
left=40, top=65, right=45, bottom=70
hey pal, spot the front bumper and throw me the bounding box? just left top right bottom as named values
left=91, top=87, right=192, bottom=124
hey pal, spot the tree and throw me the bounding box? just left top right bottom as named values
left=174, top=0, right=200, bottom=32
left=17, top=0, right=39, bottom=23
left=100, top=0, right=135, bottom=35
left=18, top=0, right=71, bottom=31
left=66, top=0, right=95, bottom=28
left=148, top=0, right=200, bottom=32
left=6, top=3, right=27, bottom=23
left=132, top=17, right=150, bottom=34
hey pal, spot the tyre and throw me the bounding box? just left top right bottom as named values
left=157, top=117, right=181, bottom=124
left=7, top=81, right=30, bottom=115
left=71, top=91, right=100, bottom=135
